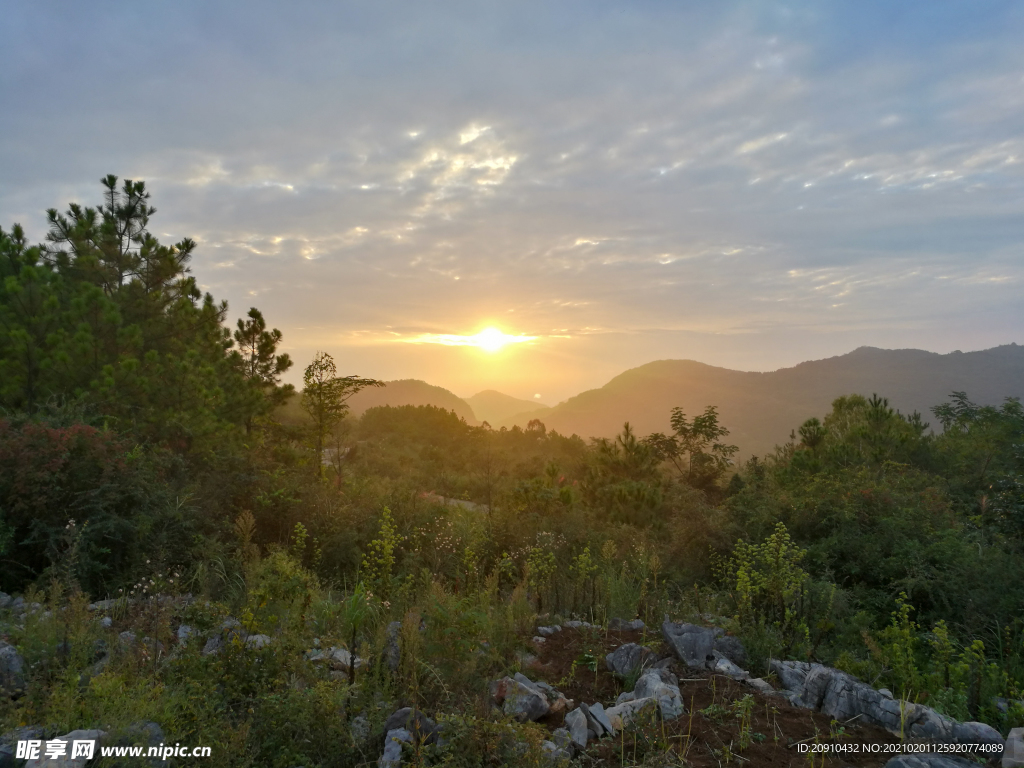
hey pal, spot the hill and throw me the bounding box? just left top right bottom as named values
left=345, top=379, right=478, bottom=423
left=465, top=390, right=550, bottom=425
left=501, top=344, right=1024, bottom=457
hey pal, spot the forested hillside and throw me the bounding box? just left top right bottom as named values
left=1, top=179, right=1022, bottom=766
left=500, top=347, right=1024, bottom=457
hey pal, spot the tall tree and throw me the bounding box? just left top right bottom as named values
left=301, top=351, right=382, bottom=477
left=231, top=307, right=294, bottom=434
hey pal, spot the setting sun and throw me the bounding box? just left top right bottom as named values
left=399, top=326, right=537, bottom=352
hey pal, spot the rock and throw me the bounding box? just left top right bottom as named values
left=23, top=729, right=105, bottom=768
left=0, top=593, right=11, bottom=610
left=746, top=678, right=776, bottom=696
left=771, top=658, right=1006, bottom=751
left=710, top=652, right=749, bottom=681
left=491, top=676, right=549, bottom=722
left=551, top=728, right=573, bottom=752
left=245, top=634, right=272, bottom=649
left=385, top=621, right=401, bottom=671
left=564, top=708, right=588, bottom=749
left=579, top=703, right=608, bottom=738
left=87, top=599, right=116, bottom=612
left=515, top=650, right=537, bottom=666
left=0, top=642, right=26, bottom=696
left=382, top=708, right=441, bottom=745
left=201, top=636, right=223, bottom=656
left=536, top=625, right=560, bottom=637
left=609, top=618, right=646, bottom=631
left=879, top=688, right=894, bottom=699
left=633, top=669, right=685, bottom=720
left=605, top=643, right=656, bottom=677
left=588, top=702, right=616, bottom=737
left=1004, top=727, right=1024, bottom=768
left=712, top=633, right=747, bottom=666
left=177, top=625, right=194, bottom=643
left=350, top=714, right=370, bottom=744
left=379, top=728, right=411, bottom=768
left=884, top=756, right=979, bottom=768
left=100, top=616, right=113, bottom=629
left=541, top=739, right=572, bottom=763
left=606, top=697, right=659, bottom=730
left=661, top=620, right=716, bottom=668
left=118, top=631, right=136, bottom=649
left=113, top=722, right=164, bottom=767
left=11, top=597, right=25, bottom=613
left=532, top=636, right=547, bottom=644
left=616, top=690, right=635, bottom=704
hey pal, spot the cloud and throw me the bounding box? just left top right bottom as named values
left=1, top=1, right=1022, bottom=400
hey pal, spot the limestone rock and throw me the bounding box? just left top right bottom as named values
left=490, top=676, right=549, bottom=722
left=710, top=652, right=749, bottom=681
left=661, top=621, right=715, bottom=668
left=176, top=625, right=194, bottom=643
left=1004, top=726, right=1024, bottom=768
left=606, top=697, right=658, bottom=730
left=712, top=632, right=747, bottom=666
left=588, top=702, right=616, bottom=737
left=605, top=643, right=656, bottom=677
left=383, top=708, right=441, bottom=745
left=564, top=708, right=588, bottom=749
left=536, top=625, right=561, bottom=637
left=379, top=728, right=411, bottom=768
left=0, top=642, right=25, bottom=696
left=633, top=669, right=685, bottom=719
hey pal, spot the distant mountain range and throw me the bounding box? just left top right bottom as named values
left=464, top=390, right=550, bottom=426
left=335, top=344, right=1024, bottom=457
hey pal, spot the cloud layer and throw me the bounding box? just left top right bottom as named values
left=2, top=1, right=1023, bottom=401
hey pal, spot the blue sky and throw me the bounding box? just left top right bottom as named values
left=2, top=1, right=1023, bottom=403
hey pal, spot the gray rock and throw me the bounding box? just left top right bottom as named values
left=1, top=726, right=42, bottom=767
left=951, top=720, right=1003, bottom=750
left=606, top=697, right=659, bottom=730
left=350, top=714, right=370, bottom=744
left=661, top=621, right=716, bottom=668
left=712, top=634, right=747, bottom=666
left=1004, top=726, right=1024, bottom=768
left=540, top=739, right=572, bottom=763
left=532, top=636, right=547, bottom=644
left=605, top=643, right=656, bottom=677
left=616, top=690, right=636, bottom=704
left=382, top=708, right=440, bottom=745
left=579, top=703, right=608, bottom=738
left=563, top=620, right=583, bottom=629
left=10, top=597, right=25, bottom=613
left=746, top=678, right=776, bottom=696
left=633, top=669, right=685, bottom=719
left=551, top=728, right=572, bottom=752
left=385, top=621, right=401, bottom=671
left=176, top=624, right=194, bottom=643
left=536, top=625, right=560, bottom=637
left=491, top=676, right=549, bottom=721
left=0, top=642, right=26, bottom=696
left=609, top=618, right=646, bottom=631
left=118, top=631, right=136, bottom=649
left=245, top=634, right=272, bottom=649
left=379, top=728, right=411, bottom=768
left=0, top=593, right=11, bottom=610
left=100, top=616, right=113, bottom=629
left=24, top=729, right=105, bottom=768
left=87, top=599, right=116, bottom=612
left=588, top=702, right=616, bottom=736
left=201, top=636, right=222, bottom=656
left=710, top=652, right=749, bottom=680
left=564, top=708, right=588, bottom=749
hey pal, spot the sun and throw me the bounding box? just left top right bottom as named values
left=398, top=327, right=537, bottom=351
left=474, top=327, right=509, bottom=353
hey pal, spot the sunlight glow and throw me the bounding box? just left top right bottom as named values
left=400, top=327, right=537, bottom=353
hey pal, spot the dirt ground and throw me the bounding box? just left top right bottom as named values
left=521, top=625, right=983, bottom=767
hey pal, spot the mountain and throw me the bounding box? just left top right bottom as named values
left=465, top=390, right=550, bottom=425
left=499, top=344, right=1024, bottom=457
left=345, top=379, right=477, bottom=424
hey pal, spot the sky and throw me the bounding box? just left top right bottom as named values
left=2, top=1, right=1023, bottom=405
